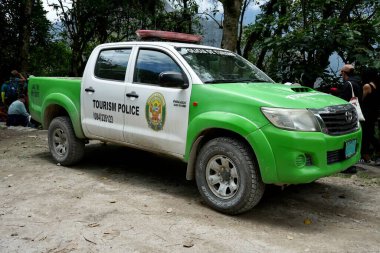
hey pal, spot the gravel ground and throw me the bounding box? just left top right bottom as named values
left=0, top=124, right=379, bottom=253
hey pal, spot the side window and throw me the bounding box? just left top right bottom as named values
left=133, top=49, right=182, bottom=85
left=94, top=48, right=131, bottom=81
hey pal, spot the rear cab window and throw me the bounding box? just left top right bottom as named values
left=94, top=48, right=132, bottom=81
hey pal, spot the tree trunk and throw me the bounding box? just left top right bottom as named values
left=20, top=0, right=33, bottom=73
left=183, top=0, right=192, bottom=33
left=220, top=0, right=243, bottom=51
left=237, top=0, right=250, bottom=55
left=242, top=0, right=277, bottom=59
left=70, top=44, right=81, bottom=77
left=256, top=48, right=268, bottom=70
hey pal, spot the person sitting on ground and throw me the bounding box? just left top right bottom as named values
left=6, top=94, right=32, bottom=127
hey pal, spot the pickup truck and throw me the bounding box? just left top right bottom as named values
left=28, top=36, right=361, bottom=214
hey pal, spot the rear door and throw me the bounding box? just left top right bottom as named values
left=123, top=46, right=192, bottom=156
left=81, top=47, right=132, bottom=141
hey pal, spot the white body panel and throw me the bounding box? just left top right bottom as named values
left=81, top=47, right=133, bottom=141
left=122, top=45, right=192, bottom=155
left=81, top=42, right=203, bottom=156
left=81, top=77, right=127, bottom=141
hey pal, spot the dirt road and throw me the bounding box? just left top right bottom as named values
left=1, top=125, right=379, bottom=252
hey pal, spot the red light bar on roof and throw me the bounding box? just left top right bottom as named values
left=136, top=30, right=202, bottom=43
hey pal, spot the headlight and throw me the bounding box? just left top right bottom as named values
left=261, top=107, right=321, bottom=131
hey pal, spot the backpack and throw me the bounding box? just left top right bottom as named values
left=5, top=78, right=19, bottom=103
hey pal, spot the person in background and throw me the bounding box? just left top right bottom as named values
left=338, top=64, right=362, bottom=102
left=6, top=94, right=32, bottom=127
left=0, top=105, right=7, bottom=122
left=337, top=64, right=362, bottom=174
left=1, top=80, right=12, bottom=105
left=360, top=68, right=380, bottom=165
left=22, top=73, right=31, bottom=110
left=0, top=78, right=7, bottom=122
left=1, top=70, right=26, bottom=107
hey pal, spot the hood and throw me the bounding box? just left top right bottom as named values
left=208, top=82, right=347, bottom=109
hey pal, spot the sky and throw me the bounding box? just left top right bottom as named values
left=43, top=0, right=55, bottom=21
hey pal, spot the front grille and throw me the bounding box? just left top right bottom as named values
left=327, top=149, right=344, bottom=164
left=306, top=154, right=312, bottom=166
left=311, top=104, right=359, bottom=135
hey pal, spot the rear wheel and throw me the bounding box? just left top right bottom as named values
left=48, top=116, right=85, bottom=166
left=195, top=137, right=265, bottom=214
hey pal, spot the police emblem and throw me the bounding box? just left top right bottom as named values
left=146, top=92, right=166, bottom=131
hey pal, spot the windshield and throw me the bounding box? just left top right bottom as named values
left=176, top=47, right=274, bottom=84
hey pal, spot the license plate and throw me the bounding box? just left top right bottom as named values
left=345, top=139, right=357, bottom=158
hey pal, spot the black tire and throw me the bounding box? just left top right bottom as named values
left=195, top=137, right=265, bottom=214
left=48, top=116, right=85, bottom=166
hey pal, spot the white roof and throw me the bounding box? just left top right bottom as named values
left=96, top=41, right=226, bottom=51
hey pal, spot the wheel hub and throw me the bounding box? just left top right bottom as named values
left=206, top=155, right=239, bottom=199
left=53, top=128, right=68, bottom=157
left=220, top=168, right=231, bottom=182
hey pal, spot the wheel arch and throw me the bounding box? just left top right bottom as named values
left=185, top=128, right=260, bottom=181
left=185, top=112, right=261, bottom=181
left=42, top=93, right=85, bottom=139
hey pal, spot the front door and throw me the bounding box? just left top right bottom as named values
left=123, top=47, right=191, bottom=156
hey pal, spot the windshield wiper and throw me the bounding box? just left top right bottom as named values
left=204, top=79, right=238, bottom=84
left=237, top=78, right=267, bottom=83
left=204, top=78, right=267, bottom=84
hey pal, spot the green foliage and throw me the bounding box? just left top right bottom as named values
left=159, top=0, right=201, bottom=34
left=0, top=0, right=50, bottom=79
left=6, top=0, right=378, bottom=84
left=29, top=41, right=71, bottom=76
left=50, top=0, right=201, bottom=76
left=0, top=0, right=201, bottom=78
left=242, top=0, right=380, bottom=86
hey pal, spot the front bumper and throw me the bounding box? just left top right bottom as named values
left=247, top=124, right=362, bottom=184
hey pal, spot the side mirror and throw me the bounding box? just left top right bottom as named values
left=159, top=71, right=189, bottom=89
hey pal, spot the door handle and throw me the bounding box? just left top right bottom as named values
left=126, top=92, right=139, bottom=98
left=85, top=87, right=95, bottom=93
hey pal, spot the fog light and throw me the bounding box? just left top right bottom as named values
left=295, top=154, right=306, bottom=167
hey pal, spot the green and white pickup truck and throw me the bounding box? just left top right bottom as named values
left=28, top=39, right=361, bottom=214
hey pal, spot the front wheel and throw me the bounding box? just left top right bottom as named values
left=48, top=116, right=85, bottom=166
left=195, top=137, right=265, bottom=214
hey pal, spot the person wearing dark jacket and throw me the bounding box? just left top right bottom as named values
left=338, top=64, right=362, bottom=102
left=360, top=68, right=380, bottom=164
left=338, top=64, right=362, bottom=174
